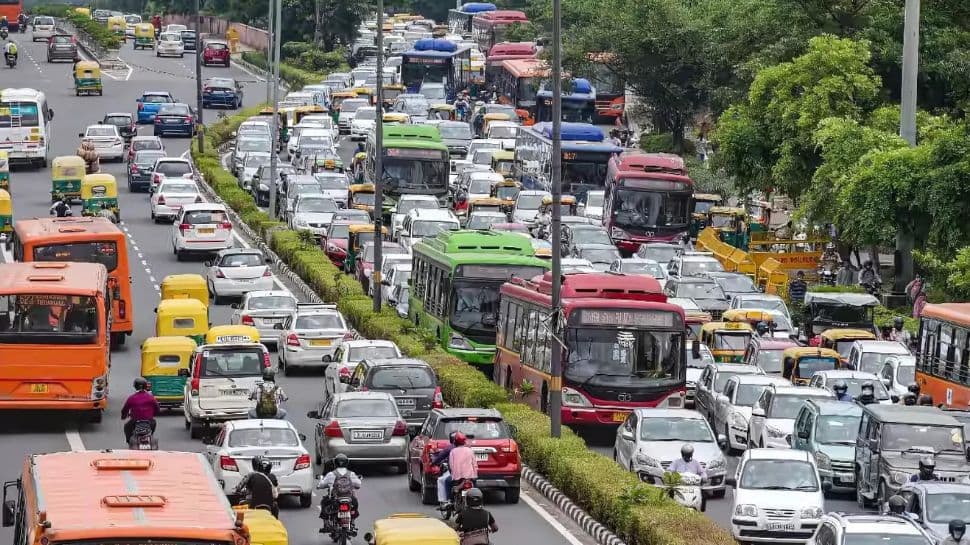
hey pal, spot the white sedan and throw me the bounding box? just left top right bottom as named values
left=81, top=124, right=125, bottom=161
left=205, top=248, right=274, bottom=303
left=203, top=419, right=314, bottom=508
left=324, top=340, right=402, bottom=398
left=151, top=180, right=201, bottom=222
left=277, top=304, right=353, bottom=374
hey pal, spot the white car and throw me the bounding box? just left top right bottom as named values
left=32, top=16, right=56, bottom=41
left=512, top=190, right=551, bottom=224
left=391, top=194, right=440, bottom=237
left=164, top=24, right=188, bottom=33
left=398, top=208, right=459, bottom=251
left=230, top=290, right=298, bottom=344
left=350, top=106, right=378, bottom=140
left=337, top=98, right=370, bottom=133
left=238, top=152, right=271, bottom=191
left=183, top=341, right=269, bottom=438
left=205, top=248, right=274, bottom=303
left=380, top=263, right=411, bottom=305
left=713, top=375, right=792, bottom=453
left=466, top=138, right=502, bottom=161
left=205, top=419, right=314, bottom=508
left=579, top=190, right=604, bottom=222
left=150, top=157, right=194, bottom=192
left=277, top=304, right=353, bottom=373
left=288, top=127, right=336, bottom=158
left=846, top=340, right=912, bottom=375
left=324, top=340, right=402, bottom=398
left=80, top=124, right=125, bottom=161
left=747, top=385, right=834, bottom=449
left=807, top=370, right=895, bottom=404
left=484, top=121, right=518, bottom=148
left=156, top=32, right=185, bottom=57
left=730, top=448, right=824, bottom=544
left=296, top=114, right=338, bottom=140
left=608, top=258, right=668, bottom=289
left=560, top=258, right=597, bottom=273
left=877, top=354, right=917, bottom=398
left=288, top=195, right=339, bottom=237
left=151, top=179, right=200, bottom=223
left=172, top=203, right=234, bottom=260
left=730, top=293, right=792, bottom=322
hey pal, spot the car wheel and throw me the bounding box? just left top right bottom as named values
left=407, top=457, right=421, bottom=492
left=175, top=250, right=184, bottom=262
left=710, top=488, right=726, bottom=499
left=281, top=357, right=291, bottom=376
left=420, top=474, right=437, bottom=505
left=184, top=415, right=191, bottom=429
left=504, top=487, right=520, bottom=504
left=299, top=493, right=312, bottom=508
left=314, top=443, right=322, bottom=466
left=189, top=423, right=202, bottom=439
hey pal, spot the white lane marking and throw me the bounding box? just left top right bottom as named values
left=180, top=150, right=191, bottom=159
left=521, top=492, right=585, bottom=545
left=65, top=428, right=86, bottom=451
left=124, top=65, right=134, bottom=81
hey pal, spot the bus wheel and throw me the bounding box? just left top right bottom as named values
left=87, top=410, right=103, bottom=423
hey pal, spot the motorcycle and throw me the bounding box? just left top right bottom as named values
left=439, top=465, right=475, bottom=521
left=128, top=420, right=158, bottom=450
left=667, top=472, right=705, bottom=512
left=4, top=53, right=14, bottom=68
left=459, top=528, right=491, bottom=545
left=321, top=496, right=357, bottom=545
left=0, top=28, right=7, bottom=40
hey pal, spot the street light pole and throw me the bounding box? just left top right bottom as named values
left=894, top=0, right=920, bottom=297
left=194, top=0, right=204, bottom=153
left=267, top=0, right=282, bottom=219
left=265, top=0, right=273, bottom=103
left=549, top=0, right=563, bottom=438
left=372, top=0, right=385, bottom=312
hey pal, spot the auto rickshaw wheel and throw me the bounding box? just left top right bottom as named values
left=75, top=89, right=79, bottom=96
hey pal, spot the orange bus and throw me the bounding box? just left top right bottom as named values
left=495, top=58, right=547, bottom=120
left=0, top=0, right=24, bottom=32
left=2, top=450, right=250, bottom=545
left=12, top=217, right=132, bottom=347
left=0, top=262, right=110, bottom=421
left=916, top=303, right=970, bottom=408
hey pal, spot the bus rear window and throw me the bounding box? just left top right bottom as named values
left=33, top=242, right=119, bottom=272
left=0, top=294, right=99, bottom=343
left=0, top=102, right=40, bottom=128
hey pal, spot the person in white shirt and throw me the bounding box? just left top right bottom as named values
left=667, top=444, right=707, bottom=480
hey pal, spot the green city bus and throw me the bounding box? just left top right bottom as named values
left=363, top=124, right=450, bottom=212
left=410, top=230, right=549, bottom=368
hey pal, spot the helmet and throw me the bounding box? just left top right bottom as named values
left=902, top=393, right=917, bottom=406
left=465, top=487, right=484, bottom=508
left=452, top=431, right=467, bottom=446
left=755, top=321, right=769, bottom=335
left=860, top=381, right=874, bottom=394
left=257, top=457, right=273, bottom=474
left=907, top=383, right=921, bottom=396
left=894, top=316, right=905, bottom=330
left=918, top=394, right=933, bottom=406
left=950, top=520, right=966, bottom=541
left=681, top=444, right=694, bottom=461
left=334, top=453, right=349, bottom=468
left=133, top=377, right=148, bottom=391
left=262, top=367, right=275, bottom=382
left=833, top=380, right=848, bottom=394
left=887, top=494, right=906, bottom=514
left=918, top=456, right=935, bottom=478
left=251, top=455, right=266, bottom=471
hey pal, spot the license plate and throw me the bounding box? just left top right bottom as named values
left=337, top=511, right=351, bottom=519
left=310, top=339, right=332, bottom=347
left=138, top=444, right=153, bottom=450
left=836, top=473, right=854, bottom=483
left=474, top=451, right=488, bottom=461
left=29, top=383, right=48, bottom=394
left=198, top=227, right=214, bottom=234
left=612, top=412, right=628, bottom=422
left=262, top=318, right=283, bottom=324
left=220, top=389, right=247, bottom=396
left=396, top=398, right=416, bottom=408
left=352, top=430, right=383, bottom=441
left=766, top=522, right=796, bottom=531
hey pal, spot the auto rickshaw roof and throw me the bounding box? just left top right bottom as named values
left=804, top=292, right=879, bottom=307
left=206, top=325, right=260, bottom=344
left=372, top=514, right=459, bottom=545
left=161, top=273, right=206, bottom=287
left=348, top=224, right=386, bottom=234
left=75, top=60, right=101, bottom=71
left=541, top=195, right=576, bottom=205
left=491, top=150, right=515, bottom=160
left=693, top=193, right=722, bottom=202
left=82, top=173, right=117, bottom=185
left=469, top=197, right=506, bottom=205
left=350, top=183, right=376, bottom=192
left=157, top=298, right=207, bottom=312
left=708, top=206, right=746, bottom=215
left=819, top=328, right=877, bottom=341
left=141, top=335, right=198, bottom=351
left=52, top=155, right=87, bottom=167
left=722, top=309, right=775, bottom=322
left=701, top=321, right=754, bottom=333
left=783, top=347, right=841, bottom=359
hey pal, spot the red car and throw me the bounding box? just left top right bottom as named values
left=321, top=221, right=357, bottom=268
left=355, top=241, right=405, bottom=294
left=202, top=40, right=231, bottom=67
left=407, top=408, right=521, bottom=505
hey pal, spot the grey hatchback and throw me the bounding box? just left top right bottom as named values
left=344, top=358, right=442, bottom=431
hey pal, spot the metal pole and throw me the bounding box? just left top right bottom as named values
left=549, top=0, right=563, bottom=438
left=194, top=0, right=204, bottom=153
left=267, top=0, right=282, bottom=219
left=265, top=0, right=273, bottom=103
left=372, top=0, right=385, bottom=312
left=894, top=0, right=920, bottom=296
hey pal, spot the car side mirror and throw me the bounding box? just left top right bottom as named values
left=717, top=434, right=728, bottom=449
left=230, top=303, right=239, bottom=309
left=620, top=430, right=634, bottom=442
left=3, top=499, right=15, bottom=527
left=751, top=407, right=765, bottom=418
left=724, top=477, right=736, bottom=487
left=177, top=368, right=190, bottom=377
left=49, top=109, right=54, bottom=120
left=273, top=323, right=284, bottom=330
left=298, top=433, right=307, bottom=441
left=797, top=429, right=809, bottom=439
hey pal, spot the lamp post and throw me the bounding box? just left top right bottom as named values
left=549, top=0, right=563, bottom=438
left=893, top=0, right=919, bottom=299
left=372, top=0, right=385, bottom=312
left=267, top=0, right=282, bottom=220
left=194, top=0, right=204, bottom=152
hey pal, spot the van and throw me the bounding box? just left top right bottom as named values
left=182, top=341, right=269, bottom=438
left=846, top=340, right=911, bottom=374
left=792, top=399, right=863, bottom=495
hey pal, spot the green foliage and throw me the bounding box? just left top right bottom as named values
left=915, top=247, right=970, bottom=302
left=241, top=51, right=331, bottom=90
left=639, top=133, right=696, bottom=156
left=31, top=4, right=73, bottom=17
left=68, top=12, right=121, bottom=50
left=280, top=42, right=348, bottom=73
left=503, top=22, right=540, bottom=43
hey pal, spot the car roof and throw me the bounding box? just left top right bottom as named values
left=731, top=375, right=790, bottom=386
left=672, top=276, right=716, bottom=284
left=226, top=418, right=295, bottom=431
left=332, top=391, right=396, bottom=402
left=807, top=398, right=864, bottom=416
left=156, top=156, right=191, bottom=163
left=143, top=91, right=173, bottom=96
left=407, top=209, right=456, bottom=220
left=865, top=405, right=962, bottom=426
left=828, top=514, right=927, bottom=535
left=216, top=248, right=262, bottom=256
left=131, top=135, right=162, bottom=141
left=902, top=481, right=970, bottom=494
left=432, top=407, right=503, bottom=419
left=710, top=363, right=759, bottom=373
left=752, top=338, right=798, bottom=349
left=745, top=448, right=812, bottom=461
left=342, top=339, right=397, bottom=348
left=362, top=358, right=431, bottom=368
left=771, top=385, right=832, bottom=397
left=577, top=243, right=618, bottom=250
left=180, top=203, right=224, bottom=211
left=680, top=254, right=719, bottom=262
left=737, top=293, right=784, bottom=301
left=633, top=408, right=704, bottom=419
left=105, top=112, right=132, bottom=117
left=813, top=370, right=879, bottom=380
left=619, top=257, right=660, bottom=264
left=852, top=340, right=910, bottom=354
left=86, top=124, right=117, bottom=130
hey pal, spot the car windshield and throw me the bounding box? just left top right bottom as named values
left=825, top=377, right=890, bottom=399
left=335, top=210, right=370, bottom=222
left=183, top=209, right=226, bottom=224
left=433, top=418, right=510, bottom=439
left=440, top=124, right=472, bottom=139
left=742, top=298, right=788, bottom=315
left=564, top=328, right=683, bottom=384
left=200, top=348, right=265, bottom=378
left=882, top=424, right=965, bottom=453
left=571, top=228, right=612, bottom=245
left=87, top=127, right=116, bottom=137
left=292, top=183, right=321, bottom=195
left=143, top=94, right=174, bottom=104
left=347, top=345, right=399, bottom=363
left=735, top=384, right=770, bottom=406
left=466, top=215, right=503, bottom=230
left=860, top=351, right=909, bottom=375
left=402, top=99, right=430, bottom=115
left=585, top=192, right=604, bottom=207
left=676, top=282, right=725, bottom=300
left=897, top=364, right=916, bottom=384
left=228, top=428, right=299, bottom=447
left=816, top=415, right=862, bottom=444
left=206, top=42, right=228, bottom=50
left=580, top=248, right=620, bottom=264
left=219, top=253, right=262, bottom=267
left=295, top=314, right=343, bottom=329
left=134, top=150, right=165, bottom=165
left=245, top=155, right=269, bottom=168
left=397, top=199, right=436, bottom=215
left=621, top=261, right=665, bottom=277
left=133, top=139, right=163, bottom=152
left=468, top=178, right=493, bottom=194
left=238, top=139, right=271, bottom=152
left=516, top=194, right=545, bottom=210
left=300, top=135, right=333, bottom=147
left=159, top=104, right=190, bottom=116
left=366, top=366, right=435, bottom=389
left=156, top=162, right=192, bottom=177
left=682, top=260, right=725, bottom=276
left=335, top=399, right=398, bottom=418
left=36, top=17, right=54, bottom=25
left=756, top=349, right=785, bottom=374
left=313, top=176, right=346, bottom=189
left=714, top=371, right=745, bottom=392
left=354, top=108, right=377, bottom=121
left=411, top=221, right=456, bottom=237
left=639, top=417, right=713, bottom=442
left=926, top=492, right=970, bottom=524
left=160, top=183, right=196, bottom=194
left=297, top=198, right=338, bottom=213
left=488, top=126, right=517, bottom=139
left=639, top=245, right=679, bottom=264
left=420, top=86, right=445, bottom=100
left=740, top=460, right=819, bottom=490
left=104, top=116, right=130, bottom=126
left=326, top=224, right=350, bottom=239
left=714, top=275, right=757, bottom=293
left=248, top=296, right=297, bottom=310
left=341, top=100, right=369, bottom=113
left=770, top=395, right=826, bottom=419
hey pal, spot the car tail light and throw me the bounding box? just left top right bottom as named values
left=338, top=503, right=350, bottom=512
left=286, top=333, right=300, bottom=347
left=294, top=454, right=311, bottom=470
left=342, top=332, right=354, bottom=341
left=154, top=117, right=161, bottom=124
left=219, top=455, right=238, bottom=471
left=118, top=299, right=127, bottom=320
left=324, top=420, right=342, bottom=437
left=138, top=103, right=144, bottom=111
left=179, top=222, right=191, bottom=233
left=190, top=354, right=202, bottom=394
left=432, top=386, right=444, bottom=409
left=263, top=269, right=272, bottom=277
left=240, top=315, right=254, bottom=326
left=220, top=221, right=233, bottom=230
left=214, top=268, right=224, bottom=278
left=262, top=353, right=271, bottom=368
left=392, top=420, right=408, bottom=436
left=152, top=172, right=162, bottom=183
left=157, top=195, right=165, bottom=205
left=500, top=440, right=518, bottom=454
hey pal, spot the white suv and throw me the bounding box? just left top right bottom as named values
left=172, top=203, right=233, bottom=260
left=810, top=512, right=933, bottom=545
left=183, top=342, right=268, bottom=438
left=729, top=448, right=824, bottom=543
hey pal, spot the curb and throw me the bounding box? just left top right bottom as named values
left=522, top=465, right=627, bottom=545
left=232, top=55, right=290, bottom=92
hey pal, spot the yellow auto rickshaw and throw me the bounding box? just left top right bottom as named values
left=107, top=16, right=127, bottom=40
left=155, top=298, right=209, bottom=344
left=819, top=328, right=877, bottom=364
left=723, top=309, right=777, bottom=329
left=74, top=60, right=103, bottom=96
left=428, top=104, right=456, bottom=121
left=140, top=336, right=196, bottom=407
left=80, top=173, right=120, bottom=221
left=490, top=179, right=521, bottom=202
left=50, top=155, right=86, bottom=202
left=364, top=514, right=458, bottom=545
left=382, top=112, right=410, bottom=125
left=482, top=112, right=512, bottom=134
left=206, top=324, right=261, bottom=345
left=708, top=206, right=749, bottom=249
left=467, top=197, right=512, bottom=218
left=160, top=274, right=209, bottom=307
left=133, top=22, right=155, bottom=49
left=294, top=105, right=327, bottom=125
left=0, top=150, right=9, bottom=191
left=234, top=507, right=288, bottom=545
left=381, top=84, right=406, bottom=109
left=782, top=347, right=842, bottom=385
left=699, top=321, right=754, bottom=363
left=73, top=7, right=91, bottom=17
left=490, top=151, right=515, bottom=179
left=348, top=183, right=376, bottom=212
left=689, top=193, right=723, bottom=237
left=345, top=224, right=388, bottom=274
left=539, top=195, right=578, bottom=217
left=0, top=189, right=12, bottom=242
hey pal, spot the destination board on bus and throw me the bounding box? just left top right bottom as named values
left=385, top=148, right=446, bottom=160
left=457, top=264, right=546, bottom=280
left=409, top=56, right=449, bottom=64
left=562, top=151, right=614, bottom=162
left=619, top=178, right=690, bottom=191
left=571, top=309, right=679, bottom=328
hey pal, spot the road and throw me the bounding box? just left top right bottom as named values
left=0, top=34, right=591, bottom=545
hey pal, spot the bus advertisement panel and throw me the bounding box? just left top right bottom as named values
left=13, top=217, right=133, bottom=346
left=0, top=88, right=53, bottom=169
left=0, top=262, right=110, bottom=420
left=410, top=231, right=549, bottom=368
left=513, top=122, right=622, bottom=198
left=364, top=125, right=450, bottom=208
left=471, top=10, right=528, bottom=54
left=495, top=272, right=686, bottom=424
left=916, top=303, right=970, bottom=409
left=603, top=153, right=693, bottom=250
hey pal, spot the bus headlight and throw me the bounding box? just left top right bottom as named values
left=448, top=332, right=473, bottom=351
left=562, top=387, right=592, bottom=407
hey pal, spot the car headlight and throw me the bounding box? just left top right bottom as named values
left=815, top=452, right=831, bottom=470
left=892, top=471, right=910, bottom=485
left=562, top=387, right=592, bottom=407
left=735, top=504, right=758, bottom=517
left=634, top=452, right=660, bottom=467
left=448, top=332, right=473, bottom=350
left=611, top=227, right=628, bottom=239
left=707, top=457, right=725, bottom=471
left=800, top=507, right=822, bottom=519
left=730, top=412, right=748, bottom=428
left=294, top=219, right=308, bottom=227
left=766, top=426, right=786, bottom=438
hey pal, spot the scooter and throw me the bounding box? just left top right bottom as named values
left=667, top=472, right=706, bottom=512
left=0, top=28, right=8, bottom=40
left=128, top=420, right=158, bottom=450
left=4, top=53, right=14, bottom=69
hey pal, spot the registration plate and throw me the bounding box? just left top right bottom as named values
left=474, top=451, right=488, bottom=461
left=29, top=383, right=48, bottom=394
left=396, top=398, right=416, bottom=408
left=198, top=227, right=215, bottom=234
left=766, top=522, right=796, bottom=531
left=836, top=473, right=855, bottom=483
left=138, top=444, right=153, bottom=450
left=352, top=430, right=383, bottom=441
left=310, top=339, right=332, bottom=347
left=612, top=411, right=628, bottom=422
left=220, top=389, right=247, bottom=396
left=338, top=511, right=351, bottom=519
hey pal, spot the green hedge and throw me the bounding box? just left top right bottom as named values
left=193, top=108, right=736, bottom=545
left=241, top=51, right=329, bottom=90
left=33, top=4, right=73, bottom=17
left=67, top=12, right=121, bottom=51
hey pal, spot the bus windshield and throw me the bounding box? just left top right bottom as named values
left=612, top=188, right=691, bottom=230
left=0, top=294, right=99, bottom=343
left=564, top=326, right=684, bottom=388
left=382, top=155, right=448, bottom=193
left=33, top=242, right=119, bottom=272
left=403, top=62, right=448, bottom=89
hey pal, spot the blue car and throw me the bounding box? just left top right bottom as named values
left=137, top=91, right=176, bottom=124
left=201, top=77, right=243, bottom=109
left=153, top=103, right=195, bottom=137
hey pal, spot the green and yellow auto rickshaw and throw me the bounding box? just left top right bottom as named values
left=133, top=22, right=155, bottom=49
left=107, top=15, right=127, bottom=41
left=0, top=150, right=8, bottom=191
left=141, top=336, right=196, bottom=407
left=708, top=206, right=749, bottom=249
left=51, top=155, right=86, bottom=202
left=80, top=173, right=120, bottom=221
left=74, top=60, right=103, bottom=96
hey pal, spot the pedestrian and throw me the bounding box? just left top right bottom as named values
left=788, top=271, right=808, bottom=305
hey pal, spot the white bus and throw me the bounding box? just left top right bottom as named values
left=0, top=88, right=54, bottom=168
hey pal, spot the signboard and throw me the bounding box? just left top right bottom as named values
left=619, top=178, right=690, bottom=191
left=750, top=251, right=822, bottom=269
left=571, top=309, right=679, bottom=328
left=562, top=151, right=616, bottom=163
left=385, top=148, right=446, bottom=160
left=458, top=264, right=546, bottom=280
left=18, top=294, right=70, bottom=306
left=410, top=56, right=449, bottom=64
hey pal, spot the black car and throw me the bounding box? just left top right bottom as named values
left=344, top=358, right=440, bottom=430
left=128, top=150, right=166, bottom=192
left=202, top=77, right=243, bottom=109
left=153, top=103, right=196, bottom=137
left=102, top=112, right=136, bottom=142
left=180, top=30, right=198, bottom=51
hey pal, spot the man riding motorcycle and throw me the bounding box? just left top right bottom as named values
left=856, top=381, right=878, bottom=405
left=859, top=260, right=881, bottom=294
left=233, top=455, right=279, bottom=517
left=437, top=431, right=478, bottom=509
left=248, top=367, right=288, bottom=419
left=432, top=431, right=462, bottom=508
left=454, top=488, right=498, bottom=545
left=17, top=13, right=26, bottom=32
left=49, top=193, right=72, bottom=217
left=4, top=39, right=17, bottom=67
left=121, top=377, right=160, bottom=445
left=317, top=453, right=361, bottom=532
left=668, top=444, right=708, bottom=481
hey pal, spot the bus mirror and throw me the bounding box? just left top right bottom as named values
left=2, top=500, right=14, bottom=527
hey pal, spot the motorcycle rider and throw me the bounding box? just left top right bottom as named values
left=438, top=431, right=478, bottom=509
left=856, top=381, right=878, bottom=406
left=859, top=260, right=880, bottom=293
left=668, top=444, right=708, bottom=481
left=49, top=193, right=72, bottom=217
left=0, top=16, right=8, bottom=31
left=234, top=455, right=279, bottom=517
left=454, top=488, right=498, bottom=545
left=888, top=316, right=912, bottom=346
left=4, top=39, right=17, bottom=66
left=901, top=392, right=917, bottom=406
left=454, top=91, right=469, bottom=122
left=755, top=321, right=770, bottom=337
left=910, top=456, right=939, bottom=482
left=121, top=377, right=160, bottom=444
left=885, top=494, right=907, bottom=516
left=942, top=520, right=967, bottom=545
left=248, top=366, right=288, bottom=419
left=17, top=13, right=26, bottom=31
left=907, top=383, right=921, bottom=398
left=317, top=453, right=361, bottom=531
left=432, top=431, right=462, bottom=508
left=832, top=380, right=853, bottom=402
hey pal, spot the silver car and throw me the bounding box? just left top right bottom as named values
left=288, top=195, right=338, bottom=237
left=276, top=304, right=352, bottom=373
left=239, top=152, right=271, bottom=191
left=230, top=291, right=298, bottom=346
left=613, top=408, right=728, bottom=497
left=308, top=391, right=409, bottom=471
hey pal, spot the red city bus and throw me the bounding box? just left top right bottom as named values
left=485, top=42, right=536, bottom=86
left=0, top=0, right=23, bottom=31
left=603, top=152, right=693, bottom=252
left=472, top=11, right=528, bottom=54
left=587, top=53, right=625, bottom=123
left=495, top=58, right=547, bottom=121
left=495, top=272, right=687, bottom=425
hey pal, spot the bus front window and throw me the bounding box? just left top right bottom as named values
left=451, top=282, right=501, bottom=343
left=564, top=327, right=684, bottom=387
left=0, top=294, right=99, bottom=342
left=383, top=158, right=448, bottom=193
left=403, top=63, right=448, bottom=90
left=613, top=189, right=690, bottom=230
left=33, top=242, right=119, bottom=272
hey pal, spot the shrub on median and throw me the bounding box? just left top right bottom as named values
left=242, top=51, right=326, bottom=89
left=67, top=12, right=121, bottom=50
left=195, top=108, right=738, bottom=545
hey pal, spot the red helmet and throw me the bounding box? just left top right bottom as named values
left=452, top=431, right=467, bottom=446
